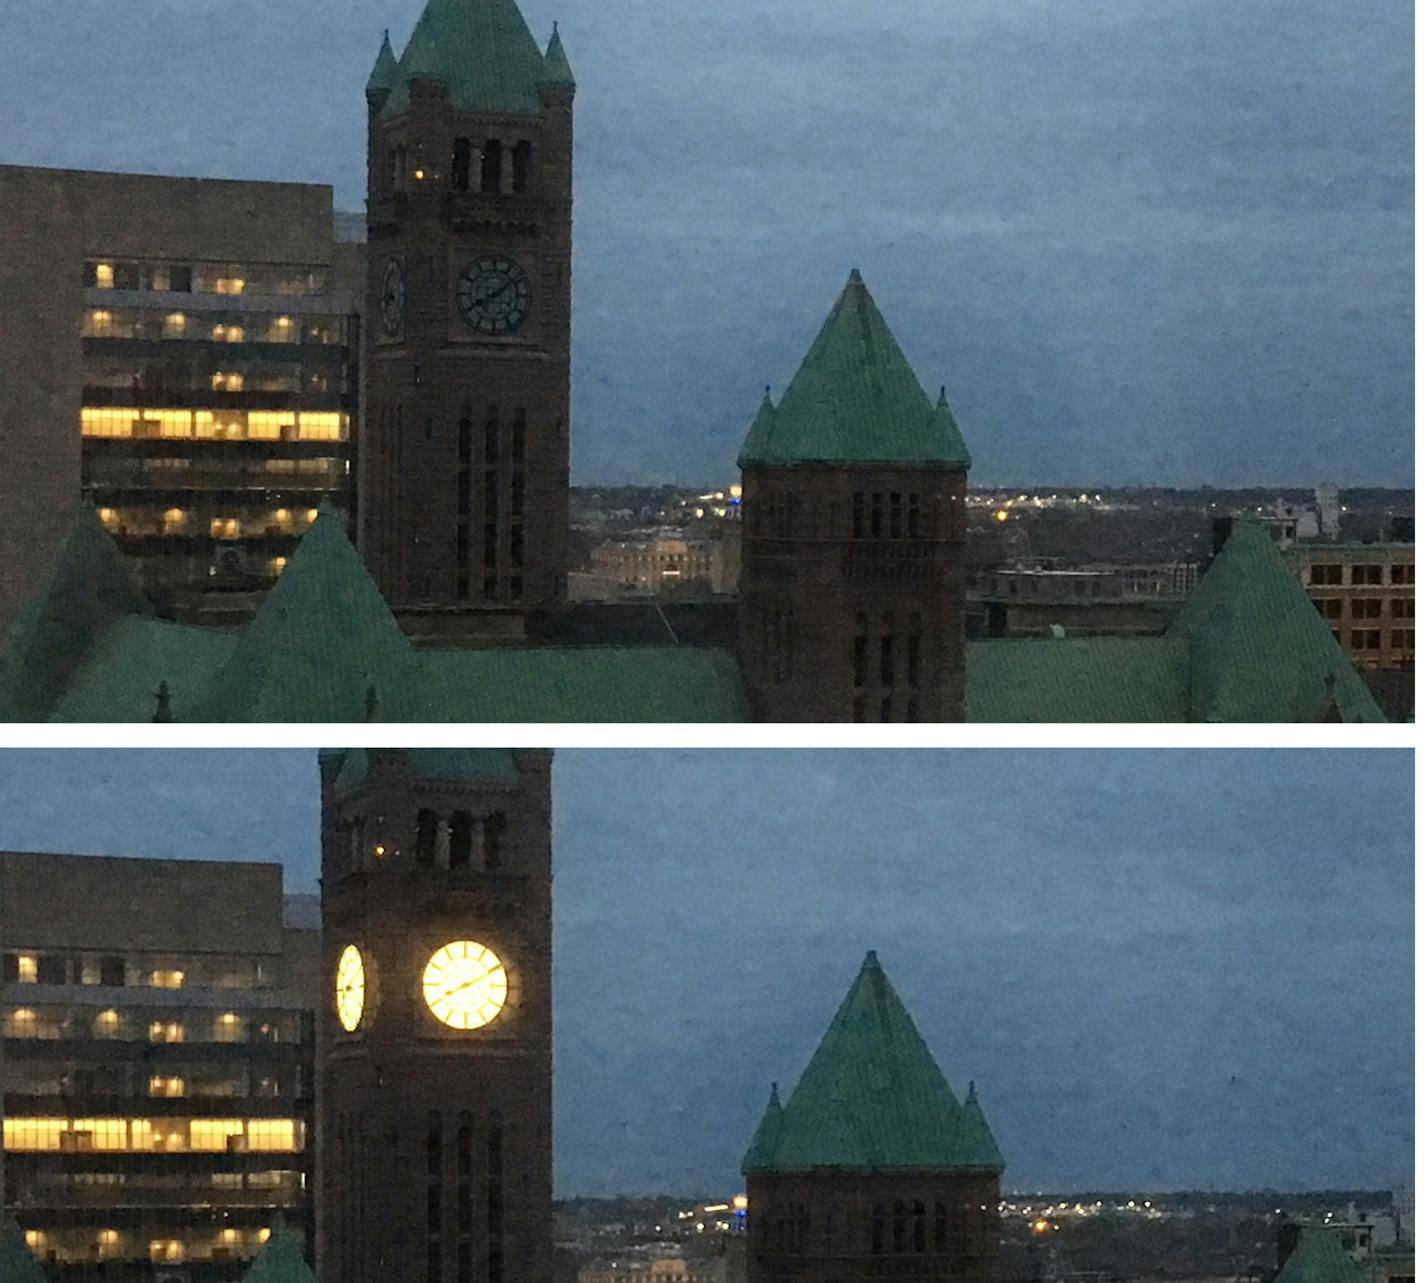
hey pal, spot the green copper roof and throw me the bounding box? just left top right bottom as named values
left=541, top=23, right=574, bottom=89
left=192, top=505, right=423, bottom=722
left=738, top=270, right=971, bottom=470
left=742, top=1084, right=784, bottom=1172
left=1273, top=1228, right=1370, bottom=1283
left=366, top=31, right=398, bottom=99
left=381, top=0, right=551, bottom=119
left=240, top=1231, right=321, bottom=1283
left=332, top=748, right=520, bottom=791
left=0, top=1218, right=49, bottom=1283
left=0, top=503, right=150, bottom=722
left=957, top=1083, right=1005, bottom=1169
left=966, top=637, right=1190, bottom=722
left=1168, top=522, right=1384, bottom=722
left=745, top=951, right=1002, bottom=1173
left=419, top=645, right=748, bottom=721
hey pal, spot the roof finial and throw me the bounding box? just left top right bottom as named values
left=967, top=1080, right=978, bottom=1102
left=152, top=680, right=172, bottom=723
left=863, top=949, right=879, bottom=968
left=938, top=385, right=948, bottom=406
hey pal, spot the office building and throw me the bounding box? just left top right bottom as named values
left=0, top=852, right=318, bottom=1283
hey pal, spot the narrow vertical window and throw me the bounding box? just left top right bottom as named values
left=852, top=491, right=866, bottom=538
left=487, top=1119, right=505, bottom=1283
left=890, top=492, right=902, bottom=538
left=870, top=493, right=884, bottom=537
left=484, top=813, right=507, bottom=871
left=426, top=1113, right=442, bottom=1283
left=451, top=139, right=471, bottom=191
left=416, top=810, right=437, bottom=866
left=933, top=1203, right=947, bottom=1252
left=512, top=140, right=532, bottom=192
left=449, top=812, right=473, bottom=868
left=481, top=139, right=503, bottom=193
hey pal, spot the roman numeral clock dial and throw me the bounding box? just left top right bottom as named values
left=423, top=940, right=509, bottom=1029
left=456, top=255, right=532, bottom=336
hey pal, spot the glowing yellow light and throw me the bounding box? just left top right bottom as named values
left=271, top=557, right=288, bottom=574
left=373, top=844, right=386, bottom=857
left=730, top=484, right=743, bottom=499
left=258, top=1230, right=271, bottom=1244
left=94, top=263, right=114, bottom=288
left=222, top=1230, right=240, bottom=1244
left=423, top=941, right=508, bottom=1030
left=97, top=1009, right=119, bottom=1026
left=17, top=954, right=37, bottom=981
left=98, top=1231, right=119, bottom=1247
left=25, top=1232, right=45, bottom=1248
left=306, top=508, right=320, bottom=523
left=994, top=509, right=1009, bottom=523
left=166, top=312, right=186, bottom=329
left=733, top=1195, right=748, bottom=1211
left=414, top=168, right=426, bottom=180
left=97, top=508, right=117, bottom=524
left=274, top=508, right=291, bottom=523
left=162, top=507, right=186, bottom=527
left=275, top=315, right=292, bottom=327
left=1033, top=1220, right=1050, bottom=1234
left=336, top=945, right=366, bottom=1033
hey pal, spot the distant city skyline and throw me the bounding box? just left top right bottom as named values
left=1, top=0, right=1411, bottom=487
left=0, top=749, right=1410, bottom=1197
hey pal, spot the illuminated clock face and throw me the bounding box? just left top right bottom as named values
left=380, top=258, right=405, bottom=337
left=335, top=945, right=366, bottom=1033
left=422, top=940, right=508, bottom=1030
left=455, top=255, right=531, bottom=336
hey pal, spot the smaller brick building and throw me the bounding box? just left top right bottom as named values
left=742, top=952, right=1003, bottom=1283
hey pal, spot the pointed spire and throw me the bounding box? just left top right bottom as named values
left=240, top=1227, right=322, bottom=1283
left=737, top=269, right=971, bottom=470
left=366, top=30, right=398, bottom=108
left=541, top=21, right=575, bottom=90
left=741, top=1081, right=785, bottom=1173
left=746, top=952, right=1002, bottom=1172
left=957, top=1080, right=1004, bottom=1170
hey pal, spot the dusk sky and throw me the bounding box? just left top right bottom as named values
left=0, top=748, right=1411, bottom=1197
left=2, top=0, right=1412, bottom=486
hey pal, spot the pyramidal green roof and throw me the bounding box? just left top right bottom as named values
left=1167, top=522, right=1384, bottom=722
left=191, top=505, right=422, bottom=722
left=240, top=1230, right=321, bottom=1283
left=1273, top=1228, right=1370, bottom=1283
left=738, top=270, right=971, bottom=470
left=745, top=951, right=1002, bottom=1173
left=381, top=0, right=552, bottom=119
left=0, top=1218, right=48, bottom=1283
left=542, top=22, right=574, bottom=89
left=366, top=30, right=398, bottom=99
left=0, top=502, right=149, bottom=721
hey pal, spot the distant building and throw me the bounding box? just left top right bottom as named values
left=1287, top=542, right=1414, bottom=671
left=587, top=532, right=738, bottom=598
left=578, top=1257, right=721, bottom=1283
left=968, top=562, right=1198, bottom=638
left=1394, top=1187, right=1414, bottom=1245
left=0, top=164, right=362, bottom=627
left=741, top=952, right=1003, bottom=1283
left=0, top=850, right=318, bottom=1283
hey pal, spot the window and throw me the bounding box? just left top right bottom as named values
left=1390, top=597, right=1414, bottom=618
left=1350, top=598, right=1382, bottom=619
left=36, top=955, right=65, bottom=985
left=1315, top=598, right=1342, bottom=620
left=1391, top=629, right=1413, bottom=651
left=451, top=138, right=472, bottom=191
left=1311, top=563, right=1344, bottom=586
left=1351, top=564, right=1383, bottom=585
left=852, top=492, right=866, bottom=538
left=1390, top=562, right=1414, bottom=584
left=481, top=139, right=503, bottom=193
left=450, top=812, right=473, bottom=869
left=1350, top=629, right=1381, bottom=650
left=15, top=953, right=38, bottom=982
left=512, top=140, right=532, bottom=192
left=852, top=613, right=868, bottom=690
left=484, top=813, right=507, bottom=870
left=191, top=1119, right=244, bottom=1151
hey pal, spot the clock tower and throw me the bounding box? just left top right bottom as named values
left=317, top=748, right=554, bottom=1283
left=360, top=0, right=575, bottom=640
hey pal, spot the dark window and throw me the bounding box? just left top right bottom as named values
left=853, top=491, right=866, bottom=538
left=511, top=474, right=524, bottom=517
left=451, top=138, right=472, bottom=191
left=879, top=694, right=892, bottom=721
left=169, top=265, right=192, bottom=292
left=484, top=407, right=499, bottom=464
left=1315, top=598, right=1342, bottom=620
left=912, top=1201, right=926, bottom=1252
left=893, top=1200, right=907, bottom=1253
left=112, top=263, right=140, bottom=290
left=1352, top=564, right=1383, bottom=585
left=484, top=522, right=498, bottom=567
left=458, top=410, right=473, bottom=461
left=1391, top=597, right=1414, bottom=618
left=880, top=629, right=894, bottom=687
left=907, top=493, right=921, bottom=537
left=509, top=575, right=522, bottom=601
left=487, top=1121, right=505, bottom=1283
left=1390, top=562, right=1414, bottom=584
left=890, top=492, right=903, bottom=538
left=484, top=813, right=507, bottom=871
left=934, top=1203, right=947, bottom=1252
left=870, top=492, right=884, bottom=538
left=449, top=812, right=473, bottom=868
left=512, top=140, right=532, bottom=192
left=36, top=955, right=65, bottom=985
left=853, top=613, right=868, bottom=689
left=1351, top=598, right=1383, bottom=619
left=427, top=1113, right=443, bottom=1254
left=484, top=575, right=498, bottom=600
left=510, top=525, right=523, bottom=568
left=457, top=471, right=471, bottom=517
left=1, top=954, right=17, bottom=983
left=1351, top=629, right=1381, bottom=650
left=481, top=139, right=503, bottom=193
left=1392, top=629, right=1414, bottom=650
left=416, top=809, right=437, bottom=865
left=852, top=695, right=865, bottom=722
left=871, top=1204, right=885, bottom=1254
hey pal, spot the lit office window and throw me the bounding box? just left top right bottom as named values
left=94, top=263, right=115, bottom=289
left=246, top=1119, right=300, bottom=1152
left=190, top=1119, right=245, bottom=1151
left=149, top=969, right=185, bottom=989
left=297, top=412, right=346, bottom=441
left=17, top=954, right=38, bottom=982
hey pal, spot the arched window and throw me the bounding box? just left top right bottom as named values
left=512, top=140, right=532, bottom=192
left=480, top=139, right=503, bottom=193
left=451, top=138, right=471, bottom=191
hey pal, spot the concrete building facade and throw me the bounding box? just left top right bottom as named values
left=0, top=165, right=362, bottom=626
left=0, top=851, right=318, bottom=1283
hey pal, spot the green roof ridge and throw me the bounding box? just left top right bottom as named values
left=333, top=748, right=520, bottom=791
left=381, top=0, right=549, bottom=119
left=0, top=502, right=150, bottom=721
left=240, top=1230, right=321, bottom=1283
left=1168, top=521, right=1385, bottom=722
left=367, top=30, right=398, bottom=99
left=192, top=505, right=421, bottom=722
left=1273, top=1227, right=1370, bottom=1283
left=755, top=950, right=1001, bottom=1172
left=541, top=22, right=575, bottom=88
left=741, top=1083, right=785, bottom=1173
left=738, top=270, right=971, bottom=470
left=0, top=1217, right=49, bottom=1283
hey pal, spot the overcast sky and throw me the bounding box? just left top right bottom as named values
left=2, top=0, right=1412, bottom=487
left=0, top=748, right=1410, bottom=1196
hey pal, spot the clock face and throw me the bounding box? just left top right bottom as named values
left=455, top=255, right=532, bottom=336
left=422, top=940, right=509, bottom=1030
left=380, top=258, right=405, bottom=337
left=335, top=944, right=366, bottom=1033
